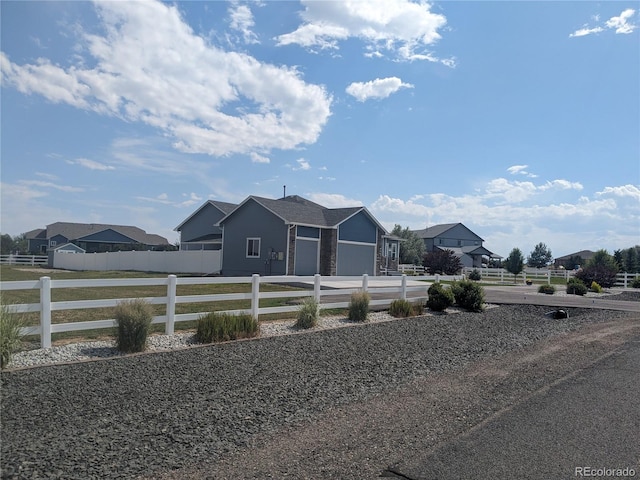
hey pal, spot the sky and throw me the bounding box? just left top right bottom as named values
left=1, top=0, right=639, bottom=260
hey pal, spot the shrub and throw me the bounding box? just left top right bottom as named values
left=1, top=299, right=26, bottom=369
left=468, top=269, right=482, bottom=281
left=590, top=281, right=603, bottom=293
left=451, top=280, right=485, bottom=312
left=195, top=312, right=259, bottom=343
left=566, top=278, right=587, bottom=296
left=426, top=283, right=454, bottom=312
left=538, top=284, right=555, bottom=295
left=296, top=297, right=319, bottom=329
left=411, top=302, right=424, bottom=316
left=631, top=277, right=640, bottom=289
left=114, top=299, right=154, bottom=353
left=389, top=299, right=413, bottom=318
left=348, top=290, right=370, bottom=322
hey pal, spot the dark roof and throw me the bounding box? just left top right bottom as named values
left=412, top=223, right=484, bottom=241
left=25, top=229, right=46, bottom=240
left=221, top=195, right=386, bottom=231
left=555, top=250, right=596, bottom=261
left=42, top=222, right=169, bottom=245
left=175, top=200, right=238, bottom=231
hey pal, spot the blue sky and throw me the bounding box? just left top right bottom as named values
left=1, top=0, right=638, bottom=259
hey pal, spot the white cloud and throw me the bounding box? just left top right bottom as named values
left=250, top=152, right=270, bottom=164
left=275, top=0, right=453, bottom=64
left=68, top=158, right=115, bottom=171
left=597, top=184, right=640, bottom=200
left=294, top=158, right=311, bottom=171
left=346, top=77, right=413, bottom=102
left=570, top=8, right=637, bottom=37
left=20, top=180, right=84, bottom=193
left=228, top=3, right=259, bottom=44
left=0, top=0, right=332, bottom=160
left=605, top=8, right=637, bottom=34
left=506, top=164, right=537, bottom=177
left=307, top=192, right=363, bottom=208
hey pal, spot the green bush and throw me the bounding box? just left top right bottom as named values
left=426, top=283, right=454, bottom=312
left=566, top=278, right=587, bottom=296
left=468, top=269, right=482, bottom=281
left=389, top=299, right=413, bottom=318
left=114, top=299, right=154, bottom=353
left=631, top=277, right=640, bottom=289
left=538, top=284, right=555, bottom=295
left=1, top=299, right=26, bottom=369
left=590, top=281, right=602, bottom=293
left=296, top=297, right=319, bottom=329
left=451, top=280, right=485, bottom=312
left=348, top=290, right=370, bottom=322
left=195, top=312, right=259, bottom=343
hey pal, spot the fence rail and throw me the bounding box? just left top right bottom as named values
left=1, top=274, right=430, bottom=349
left=0, top=255, right=48, bottom=266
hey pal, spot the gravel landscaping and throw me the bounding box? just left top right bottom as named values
left=1, top=298, right=638, bottom=479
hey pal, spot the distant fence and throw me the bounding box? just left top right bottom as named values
left=400, top=265, right=639, bottom=288
left=51, top=250, right=221, bottom=274
left=0, top=255, right=48, bottom=266
left=0, top=274, right=432, bottom=349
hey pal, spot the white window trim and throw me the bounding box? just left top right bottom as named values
left=246, top=237, right=261, bottom=258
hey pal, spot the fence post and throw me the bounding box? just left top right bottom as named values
left=40, top=276, right=52, bottom=349
left=251, top=274, right=260, bottom=320
left=435, top=274, right=440, bottom=283
left=166, top=274, right=177, bottom=335
left=362, top=274, right=369, bottom=292
left=314, top=274, right=321, bottom=303
left=500, top=270, right=504, bottom=283
left=401, top=274, right=407, bottom=300
left=547, top=271, right=551, bottom=283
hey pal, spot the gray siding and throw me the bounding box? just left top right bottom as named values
left=338, top=211, right=377, bottom=243
left=222, top=200, right=288, bottom=276
left=180, top=203, right=225, bottom=243
left=433, top=224, right=482, bottom=249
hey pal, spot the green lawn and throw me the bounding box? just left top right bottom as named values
left=0, top=266, right=311, bottom=343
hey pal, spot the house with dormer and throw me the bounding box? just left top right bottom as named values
left=412, top=223, right=499, bottom=268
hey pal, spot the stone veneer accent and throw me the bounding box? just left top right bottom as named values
left=320, top=228, right=337, bottom=276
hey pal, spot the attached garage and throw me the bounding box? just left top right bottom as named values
left=336, top=241, right=376, bottom=276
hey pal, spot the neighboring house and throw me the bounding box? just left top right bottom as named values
left=412, top=223, right=499, bottom=269
left=174, top=200, right=237, bottom=251
left=553, top=250, right=595, bottom=269
left=26, top=222, right=170, bottom=254
left=215, top=195, right=400, bottom=276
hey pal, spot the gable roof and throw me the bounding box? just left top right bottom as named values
left=412, top=223, right=484, bottom=242
left=554, top=250, right=596, bottom=261
left=219, top=195, right=388, bottom=232
left=43, top=222, right=168, bottom=245
left=174, top=200, right=238, bottom=231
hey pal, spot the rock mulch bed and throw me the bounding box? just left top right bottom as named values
left=1, top=302, right=638, bottom=479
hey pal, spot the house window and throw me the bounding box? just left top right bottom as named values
left=50, top=240, right=57, bottom=247
left=246, top=238, right=261, bottom=258
left=458, top=240, right=462, bottom=246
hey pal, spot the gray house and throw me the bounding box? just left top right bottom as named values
left=174, top=200, right=237, bottom=251
left=217, top=195, right=400, bottom=276
left=26, top=222, right=170, bottom=254
left=412, top=223, right=499, bottom=268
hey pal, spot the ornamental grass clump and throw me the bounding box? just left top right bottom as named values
left=114, top=299, right=154, bottom=353
left=631, top=277, right=640, bottom=289
left=348, top=290, right=370, bottom=322
left=426, top=283, right=454, bottom=312
left=195, top=312, right=259, bottom=343
left=0, top=299, right=26, bottom=369
left=451, top=280, right=485, bottom=312
left=389, top=299, right=413, bottom=318
left=590, top=281, right=603, bottom=293
left=296, top=297, right=319, bottom=329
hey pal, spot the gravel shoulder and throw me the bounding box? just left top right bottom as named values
left=2, top=296, right=639, bottom=479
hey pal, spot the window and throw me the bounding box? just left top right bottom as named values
left=50, top=240, right=57, bottom=247
left=246, top=238, right=260, bottom=258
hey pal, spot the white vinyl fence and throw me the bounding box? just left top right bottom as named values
left=1, top=274, right=430, bottom=349
left=0, top=255, right=48, bottom=266
left=51, top=250, right=221, bottom=274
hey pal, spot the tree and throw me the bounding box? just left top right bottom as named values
left=624, top=247, right=639, bottom=273
left=527, top=242, right=553, bottom=268
left=422, top=249, right=462, bottom=275
left=390, top=225, right=425, bottom=265
left=575, top=249, right=619, bottom=288
left=0, top=234, right=13, bottom=255
left=504, top=247, right=525, bottom=282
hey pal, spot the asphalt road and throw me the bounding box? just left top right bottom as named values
left=389, top=333, right=640, bottom=480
